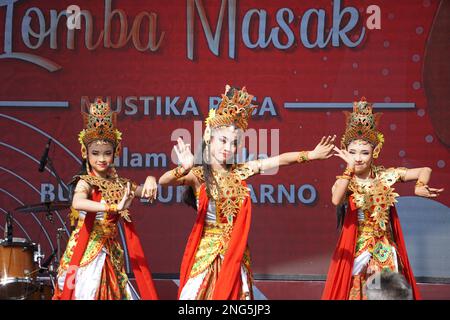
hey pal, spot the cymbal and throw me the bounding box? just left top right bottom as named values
left=15, top=201, right=71, bottom=213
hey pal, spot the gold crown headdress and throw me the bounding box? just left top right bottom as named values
left=341, top=97, right=384, bottom=158
left=78, top=98, right=122, bottom=159
left=204, top=85, right=256, bottom=144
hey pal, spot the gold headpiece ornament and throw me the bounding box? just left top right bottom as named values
left=204, top=85, right=256, bottom=144
left=341, top=97, right=384, bottom=158
left=78, top=98, right=122, bottom=159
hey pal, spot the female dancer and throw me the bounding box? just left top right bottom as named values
left=159, top=85, right=336, bottom=300
left=322, top=98, right=443, bottom=300
left=53, top=98, right=159, bottom=300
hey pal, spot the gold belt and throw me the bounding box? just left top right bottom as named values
left=358, top=224, right=375, bottom=233
left=93, top=223, right=118, bottom=238
left=76, top=218, right=118, bottom=239
left=357, top=223, right=391, bottom=239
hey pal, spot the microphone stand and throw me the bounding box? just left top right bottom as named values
left=55, top=228, right=64, bottom=266
left=37, top=149, right=71, bottom=292
left=4, top=211, right=13, bottom=243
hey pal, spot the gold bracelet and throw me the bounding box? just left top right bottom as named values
left=105, top=203, right=117, bottom=213
left=297, top=151, right=310, bottom=163
left=336, top=175, right=352, bottom=180
left=342, top=167, right=355, bottom=178
left=336, top=167, right=355, bottom=180
left=257, top=159, right=264, bottom=174
left=171, top=166, right=188, bottom=179
left=415, top=181, right=428, bottom=188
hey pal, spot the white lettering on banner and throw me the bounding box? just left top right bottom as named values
left=366, top=5, right=381, bottom=30
left=0, top=0, right=375, bottom=71
left=247, top=184, right=317, bottom=205
left=41, top=182, right=318, bottom=205
left=40, top=183, right=68, bottom=202
left=80, top=96, right=278, bottom=118
left=114, top=147, right=167, bottom=168
left=66, top=5, right=81, bottom=30
left=114, top=147, right=275, bottom=170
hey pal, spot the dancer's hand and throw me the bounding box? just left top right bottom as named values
left=308, top=135, right=336, bottom=160
left=415, top=185, right=444, bottom=198
left=141, top=176, right=158, bottom=203
left=117, top=182, right=135, bottom=211
left=174, top=137, right=194, bottom=171
left=333, top=146, right=355, bottom=169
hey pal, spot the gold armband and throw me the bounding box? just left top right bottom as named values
left=297, top=151, right=310, bottom=163
left=105, top=203, right=118, bottom=213
left=257, top=159, right=264, bottom=174
left=171, top=166, right=188, bottom=179
left=415, top=181, right=428, bottom=188
left=336, top=175, right=352, bottom=180
left=336, top=167, right=355, bottom=180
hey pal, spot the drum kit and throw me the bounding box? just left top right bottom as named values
left=0, top=201, right=70, bottom=300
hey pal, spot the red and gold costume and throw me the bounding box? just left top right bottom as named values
left=322, top=98, right=420, bottom=300
left=53, top=99, right=158, bottom=300
left=178, top=87, right=256, bottom=300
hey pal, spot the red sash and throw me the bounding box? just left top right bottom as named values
left=390, top=205, right=421, bottom=299
left=322, top=195, right=421, bottom=299
left=123, top=219, right=159, bottom=299
left=55, top=189, right=158, bottom=300
left=178, top=182, right=252, bottom=300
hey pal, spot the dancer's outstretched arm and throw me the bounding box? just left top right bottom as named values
left=330, top=150, right=444, bottom=205
left=246, top=135, right=336, bottom=174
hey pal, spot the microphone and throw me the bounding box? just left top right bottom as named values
left=38, top=139, right=52, bottom=172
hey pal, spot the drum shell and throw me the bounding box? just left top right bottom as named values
left=28, top=277, right=54, bottom=300
left=0, top=239, right=37, bottom=299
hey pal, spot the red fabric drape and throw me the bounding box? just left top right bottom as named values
left=212, top=188, right=251, bottom=300
left=55, top=189, right=100, bottom=300
left=322, top=195, right=420, bottom=300
left=178, top=182, right=252, bottom=300
left=123, top=220, right=159, bottom=299
left=177, top=184, right=209, bottom=297
left=321, top=195, right=359, bottom=300
left=390, top=206, right=421, bottom=299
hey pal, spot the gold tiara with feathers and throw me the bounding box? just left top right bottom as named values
left=341, top=97, right=384, bottom=158
left=204, top=86, right=256, bottom=143
left=78, top=98, right=122, bottom=158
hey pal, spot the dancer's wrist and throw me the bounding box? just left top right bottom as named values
left=171, top=165, right=190, bottom=179
left=297, top=150, right=310, bottom=163
left=336, top=166, right=355, bottom=180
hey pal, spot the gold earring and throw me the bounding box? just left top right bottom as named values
left=86, top=158, right=91, bottom=174
left=372, top=144, right=381, bottom=159
left=81, top=145, right=87, bottom=159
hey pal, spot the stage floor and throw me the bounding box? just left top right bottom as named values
left=141, top=279, right=450, bottom=300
